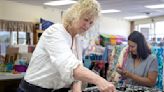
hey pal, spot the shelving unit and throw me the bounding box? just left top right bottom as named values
left=33, top=30, right=43, bottom=45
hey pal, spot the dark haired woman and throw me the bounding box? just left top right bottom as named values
left=117, top=31, right=158, bottom=87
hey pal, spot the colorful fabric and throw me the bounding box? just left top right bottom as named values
left=151, top=47, right=163, bottom=91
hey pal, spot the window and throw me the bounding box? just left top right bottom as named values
left=0, top=31, right=10, bottom=43
left=155, top=21, right=164, bottom=38
left=0, top=20, right=34, bottom=45
left=0, top=31, right=10, bottom=56
left=0, top=31, right=32, bottom=45
left=12, top=31, right=27, bottom=45
left=135, top=21, right=164, bottom=41
left=135, top=23, right=154, bottom=41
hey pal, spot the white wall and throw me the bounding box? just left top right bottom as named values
left=0, top=0, right=62, bottom=23
left=0, top=1, right=2, bottom=18
left=134, top=16, right=164, bottom=25
left=0, top=0, right=130, bottom=36
left=100, top=17, right=130, bottom=37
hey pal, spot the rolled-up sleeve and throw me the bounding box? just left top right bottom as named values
left=43, top=28, right=81, bottom=84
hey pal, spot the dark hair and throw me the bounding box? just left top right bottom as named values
left=128, top=31, right=151, bottom=60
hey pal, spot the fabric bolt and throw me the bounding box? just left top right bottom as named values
left=151, top=47, right=163, bottom=91
left=106, top=45, right=126, bottom=82
left=113, top=45, right=124, bottom=69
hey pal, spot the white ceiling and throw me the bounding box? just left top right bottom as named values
left=7, top=0, right=164, bottom=20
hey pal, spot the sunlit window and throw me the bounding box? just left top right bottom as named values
left=12, top=31, right=26, bottom=45
left=155, top=21, right=164, bottom=38
left=135, top=21, right=164, bottom=41
left=135, top=23, right=154, bottom=41
left=0, top=31, right=32, bottom=45
left=0, top=31, right=10, bottom=43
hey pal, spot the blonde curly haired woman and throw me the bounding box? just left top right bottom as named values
left=18, top=0, right=116, bottom=92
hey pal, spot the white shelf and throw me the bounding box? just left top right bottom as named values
left=0, top=72, right=24, bottom=80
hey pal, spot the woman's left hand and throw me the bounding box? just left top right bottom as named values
left=122, top=70, right=132, bottom=79
left=116, top=67, right=131, bottom=78
left=116, top=67, right=124, bottom=75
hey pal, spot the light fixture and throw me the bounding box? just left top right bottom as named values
left=145, top=4, right=164, bottom=9
left=44, top=0, right=77, bottom=6
left=124, top=15, right=149, bottom=20
left=101, top=9, right=121, bottom=13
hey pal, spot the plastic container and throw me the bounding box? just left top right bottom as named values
left=14, top=65, right=27, bottom=72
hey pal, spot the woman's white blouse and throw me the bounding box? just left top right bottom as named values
left=24, top=23, right=82, bottom=90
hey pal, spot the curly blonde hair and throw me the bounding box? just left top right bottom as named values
left=62, top=0, right=101, bottom=28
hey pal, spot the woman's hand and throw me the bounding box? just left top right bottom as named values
left=97, top=78, right=116, bottom=92
left=116, top=67, right=131, bottom=78
left=116, top=66, right=124, bottom=75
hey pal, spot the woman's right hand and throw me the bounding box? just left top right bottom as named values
left=116, top=67, right=129, bottom=78
left=97, top=78, right=116, bottom=92
left=116, top=67, right=124, bottom=75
